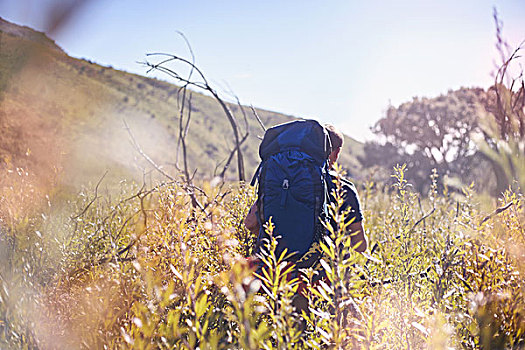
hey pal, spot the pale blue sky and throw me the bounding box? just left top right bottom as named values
left=1, top=0, right=524, bottom=141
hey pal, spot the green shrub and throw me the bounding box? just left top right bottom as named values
left=0, top=166, right=523, bottom=349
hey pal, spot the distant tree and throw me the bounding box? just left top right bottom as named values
left=361, top=88, right=488, bottom=192
left=363, top=11, right=524, bottom=194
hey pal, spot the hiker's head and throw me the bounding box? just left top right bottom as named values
left=325, top=124, right=343, bottom=167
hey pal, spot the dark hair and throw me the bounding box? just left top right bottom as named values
left=325, top=124, right=344, bottom=150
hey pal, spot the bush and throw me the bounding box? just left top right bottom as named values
left=0, top=166, right=523, bottom=349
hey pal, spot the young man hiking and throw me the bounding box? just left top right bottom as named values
left=244, top=121, right=367, bottom=328
left=244, top=123, right=367, bottom=253
left=323, top=124, right=367, bottom=253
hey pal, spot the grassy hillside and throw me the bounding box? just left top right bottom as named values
left=0, top=17, right=363, bottom=193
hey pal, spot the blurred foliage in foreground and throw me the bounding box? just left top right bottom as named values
left=0, top=164, right=523, bottom=349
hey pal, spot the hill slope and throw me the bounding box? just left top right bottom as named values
left=0, top=18, right=363, bottom=191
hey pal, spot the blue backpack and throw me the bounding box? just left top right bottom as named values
left=251, top=119, right=332, bottom=263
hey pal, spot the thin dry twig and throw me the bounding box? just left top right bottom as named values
left=218, top=132, right=250, bottom=180
left=250, top=104, right=266, bottom=132
left=123, top=119, right=176, bottom=182
left=123, top=119, right=207, bottom=214
left=479, top=201, right=515, bottom=226
left=410, top=207, right=436, bottom=232
left=71, top=170, right=108, bottom=220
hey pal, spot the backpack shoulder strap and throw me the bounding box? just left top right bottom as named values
left=250, top=162, right=262, bottom=186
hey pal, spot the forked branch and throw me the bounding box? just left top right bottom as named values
left=143, top=52, right=247, bottom=181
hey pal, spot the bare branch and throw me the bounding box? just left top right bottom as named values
left=123, top=119, right=176, bottom=182
left=479, top=201, right=515, bottom=226
left=71, top=170, right=108, bottom=220
left=250, top=104, right=267, bottom=132
left=176, top=31, right=196, bottom=68
left=410, top=207, right=436, bottom=232
left=123, top=119, right=207, bottom=214
left=218, top=132, right=250, bottom=179
left=143, top=49, right=247, bottom=181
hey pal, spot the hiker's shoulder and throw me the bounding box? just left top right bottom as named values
left=328, top=170, right=359, bottom=193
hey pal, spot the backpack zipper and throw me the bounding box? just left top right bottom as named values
left=280, top=179, right=289, bottom=208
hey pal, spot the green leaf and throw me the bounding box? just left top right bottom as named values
left=195, top=294, right=208, bottom=319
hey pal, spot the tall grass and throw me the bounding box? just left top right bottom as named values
left=0, top=164, right=523, bottom=349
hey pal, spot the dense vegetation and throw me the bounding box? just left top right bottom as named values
left=0, top=163, right=523, bottom=349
